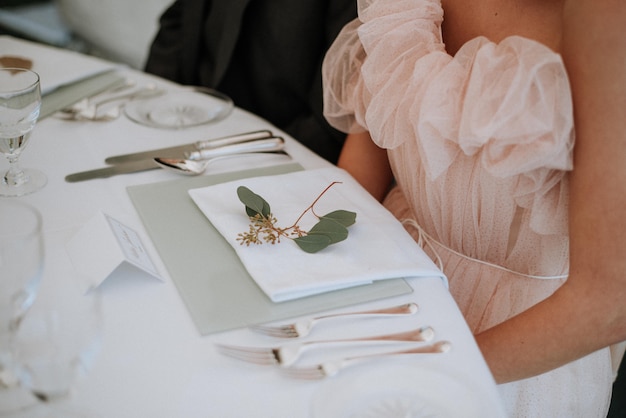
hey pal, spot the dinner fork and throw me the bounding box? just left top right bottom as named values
left=249, top=303, right=419, bottom=338
left=217, top=326, right=434, bottom=367
left=280, top=340, right=452, bottom=379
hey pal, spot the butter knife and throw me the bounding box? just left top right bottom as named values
left=104, top=130, right=273, bottom=164
left=66, top=137, right=286, bottom=182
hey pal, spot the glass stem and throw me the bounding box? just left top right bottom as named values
left=3, top=154, right=26, bottom=187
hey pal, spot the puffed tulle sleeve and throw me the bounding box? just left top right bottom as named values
left=322, top=0, right=574, bottom=180
left=322, top=0, right=444, bottom=135
left=321, top=18, right=370, bottom=133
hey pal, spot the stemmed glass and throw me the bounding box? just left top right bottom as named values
left=0, top=200, right=44, bottom=411
left=0, top=68, right=47, bottom=197
left=11, top=265, right=103, bottom=417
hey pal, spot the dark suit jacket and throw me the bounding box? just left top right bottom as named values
left=145, top=0, right=356, bottom=163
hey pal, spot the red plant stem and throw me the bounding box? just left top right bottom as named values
left=290, top=181, right=342, bottom=227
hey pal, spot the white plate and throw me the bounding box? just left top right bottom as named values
left=124, top=87, right=233, bottom=129
left=311, top=362, right=491, bottom=418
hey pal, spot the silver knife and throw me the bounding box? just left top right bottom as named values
left=65, top=159, right=160, bottom=182
left=65, top=137, right=286, bottom=183
left=104, top=130, right=273, bottom=164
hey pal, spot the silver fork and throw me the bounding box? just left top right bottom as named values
left=249, top=303, right=419, bottom=338
left=280, top=340, right=452, bottom=379
left=57, top=84, right=163, bottom=121
left=216, top=326, right=434, bottom=367
left=56, top=79, right=136, bottom=118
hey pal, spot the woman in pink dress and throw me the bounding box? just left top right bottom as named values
left=322, top=0, right=626, bottom=416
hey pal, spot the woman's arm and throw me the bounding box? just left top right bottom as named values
left=475, top=0, right=626, bottom=383
left=338, top=131, right=394, bottom=202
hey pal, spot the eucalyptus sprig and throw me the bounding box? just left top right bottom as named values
left=236, top=182, right=356, bottom=253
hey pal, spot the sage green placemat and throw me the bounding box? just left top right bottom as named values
left=127, top=163, right=412, bottom=335
left=40, top=70, right=127, bottom=119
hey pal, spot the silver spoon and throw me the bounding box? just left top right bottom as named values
left=153, top=157, right=212, bottom=176
left=154, top=151, right=290, bottom=176
left=154, top=136, right=288, bottom=175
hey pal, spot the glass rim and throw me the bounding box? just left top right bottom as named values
left=0, top=67, right=41, bottom=94
left=0, top=199, right=42, bottom=239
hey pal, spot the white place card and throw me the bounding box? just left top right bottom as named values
left=66, top=211, right=161, bottom=288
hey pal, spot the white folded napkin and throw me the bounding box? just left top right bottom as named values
left=0, top=35, right=118, bottom=94
left=189, top=167, right=446, bottom=302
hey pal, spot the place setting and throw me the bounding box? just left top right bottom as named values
left=0, top=34, right=511, bottom=417
left=123, top=155, right=447, bottom=335
left=128, top=154, right=484, bottom=416
left=0, top=37, right=234, bottom=128
left=53, top=82, right=233, bottom=128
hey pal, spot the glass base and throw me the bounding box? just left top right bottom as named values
left=1, top=402, right=99, bottom=418
left=0, top=169, right=47, bottom=197
left=0, top=384, right=39, bottom=415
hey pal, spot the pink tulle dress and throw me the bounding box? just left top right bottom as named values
left=322, top=0, right=619, bottom=416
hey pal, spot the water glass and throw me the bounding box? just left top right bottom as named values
left=0, top=200, right=44, bottom=413
left=0, top=68, right=46, bottom=197
left=0, top=200, right=43, bottom=368
left=13, top=271, right=102, bottom=403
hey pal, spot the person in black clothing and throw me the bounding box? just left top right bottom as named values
left=144, top=0, right=356, bottom=163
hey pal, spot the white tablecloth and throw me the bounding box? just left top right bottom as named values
left=1, top=36, right=506, bottom=418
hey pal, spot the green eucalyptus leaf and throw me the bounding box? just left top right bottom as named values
left=321, top=210, right=356, bottom=227
left=294, top=234, right=332, bottom=253
left=308, top=218, right=349, bottom=244
left=236, top=182, right=357, bottom=254
left=237, top=186, right=271, bottom=217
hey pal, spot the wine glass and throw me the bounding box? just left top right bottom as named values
left=11, top=265, right=103, bottom=417
left=0, top=200, right=44, bottom=412
left=0, top=68, right=47, bottom=197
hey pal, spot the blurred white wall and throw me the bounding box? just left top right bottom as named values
left=0, top=1, right=74, bottom=47
left=57, top=0, right=172, bottom=69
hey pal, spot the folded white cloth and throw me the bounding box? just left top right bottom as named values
left=0, top=35, right=118, bottom=94
left=189, top=167, right=446, bottom=302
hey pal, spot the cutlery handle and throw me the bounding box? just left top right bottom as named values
left=306, top=326, right=435, bottom=348
left=319, top=303, right=419, bottom=321
left=91, top=86, right=162, bottom=107
left=186, top=137, right=285, bottom=160
left=357, top=326, right=434, bottom=343
left=194, top=130, right=273, bottom=150
left=325, top=341, right=451, bottom=376
left=276, top=327, right=435, bottom=367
